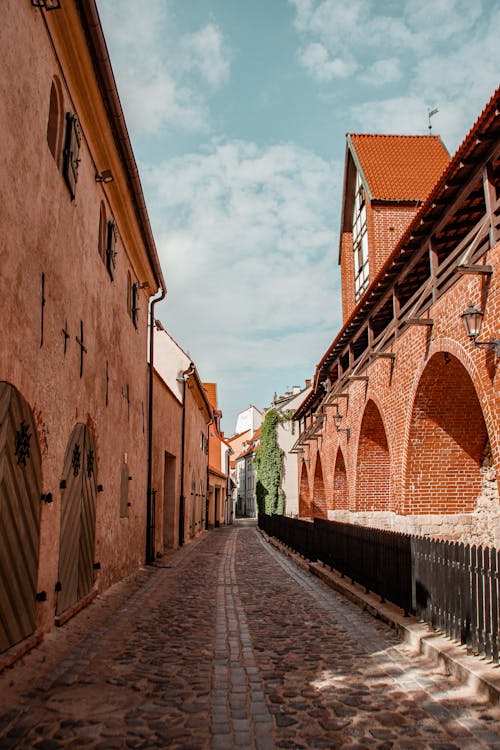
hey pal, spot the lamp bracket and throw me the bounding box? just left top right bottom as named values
left=336, top=427, right=351, bottom=440
left=474, top=339, right=500, bottom=357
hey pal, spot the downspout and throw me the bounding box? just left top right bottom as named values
left=179, top=363, right=195, bottom=547
left=146, top=288, right=166, bottom=564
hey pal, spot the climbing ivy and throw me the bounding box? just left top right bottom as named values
left=255, top=409, right=285, bottom=515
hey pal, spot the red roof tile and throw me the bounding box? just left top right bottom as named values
left=203, top=382, right=218, bottom=409
left=350, top=134, right=450, bottom=202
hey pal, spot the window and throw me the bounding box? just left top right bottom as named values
left=130, top=281, right=139, bottom=328
left=47, top=78, right=64, bottom=166
left=353, top=170, right=369, bottom=301
left=62, top=112, right=81, bottom=199
left=98, top=203, right=107, bottom=262
left=105, top=220, right=117, bottom=279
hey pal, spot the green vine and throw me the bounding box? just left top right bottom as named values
left=255, top=409, right=285, bottom=515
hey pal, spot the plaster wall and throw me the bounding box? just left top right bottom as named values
left=152, top=372, right=182, bottom=553
left=0, top=0, right=158, bottom=638
left=183, top=380, right=210, bottom=542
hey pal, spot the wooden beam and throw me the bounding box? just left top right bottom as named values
left=456, top=264, right=494, bottom=275
left=404, top=318, right=434, bottom=326
left=370, top=352, right=396, bottom=361
left=483, top=162, right=499, bottom=247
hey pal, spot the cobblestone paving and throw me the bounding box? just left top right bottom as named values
left=0, top=525, right=499, bottom=749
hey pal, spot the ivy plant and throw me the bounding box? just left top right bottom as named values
left=255, top=409, right=285, bottom=515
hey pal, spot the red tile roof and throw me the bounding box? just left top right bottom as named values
left=350, top=134, right=450, bottom=202
left=202, top=382, right=218, bottom=409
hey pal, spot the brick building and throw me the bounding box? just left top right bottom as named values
left=204, top=383, right=231, bottom=528
left=294, top=88, right=500, bottom=546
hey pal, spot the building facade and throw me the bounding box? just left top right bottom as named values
left=0, top=0, right=165, bottom=659
left=204, top=383, right=231, bottom=528
left=268, top=385, right=312, bottom=517
left=294, top=89, right=500, bottom=547
left=153, top=327, right=212, bottom=550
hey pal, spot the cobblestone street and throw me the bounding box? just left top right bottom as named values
left=1, top=525, right=499, bottom=750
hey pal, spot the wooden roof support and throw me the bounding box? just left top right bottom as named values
left=456, top=264, right=494, bottom=275
left=370, top=352, right=396, bottom=361
left=404, top=318, right=434, bottom=326
left=348, top=375, right=369, bottom=382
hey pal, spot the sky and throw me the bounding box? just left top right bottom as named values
left=96, top=0, right=499, bottom=433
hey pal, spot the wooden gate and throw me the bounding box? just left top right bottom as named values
left=56, top=424, right=97, bottom=615
left=0, top=382, right=42, bottom=653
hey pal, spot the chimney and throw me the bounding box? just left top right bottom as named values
left=305, top=379, right=311, bottom=388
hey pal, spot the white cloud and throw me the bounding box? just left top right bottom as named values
left=298, top=43, right=357, bottom=81
left=181, top=23, right=231, bottom=88
left=288, top=0, right=499, bottom=151
left=145, top=139, right=343, bottom=422
left=359, top=58, right=402, bottom=86
left=97, top=0, right=231, bottom=135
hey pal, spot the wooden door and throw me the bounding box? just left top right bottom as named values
left=0, top=382, right=41, bottom=652
left=56, top=424, right=97, bottom=615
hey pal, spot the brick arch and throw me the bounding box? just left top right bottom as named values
left=402, top=337, right=498, bottom=487
left=404, top=352, right=488, bottom=514
left=333, top=448, right=348, bottom=510
left=312, top=455, right=327, bottom=519
left=298, top=460, right=311, bottom=518
left=356, top=399, right=390, bottom=511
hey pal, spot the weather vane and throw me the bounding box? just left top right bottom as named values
left=428, top=107, right=439, bottom=134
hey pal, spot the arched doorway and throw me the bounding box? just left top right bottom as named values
left=356, top=400, right=390, bottom=511
left=0, top=383, right=42, bottom=652
left=405, top=353, right=488, bottom=514
left=56, top=424, right=97, bottom=615
left=333, top=449, right=348, bottom=510
left=298, top=460, right=310, bottom=517
left=312, top=456, right=327, bottom=519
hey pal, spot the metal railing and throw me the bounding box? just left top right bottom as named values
left=258, top=513, right=499, bottom=663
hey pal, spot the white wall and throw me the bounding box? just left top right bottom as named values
left=235, top=405, right=263, bottom=435
left=153, top=326, right=191, bottom=403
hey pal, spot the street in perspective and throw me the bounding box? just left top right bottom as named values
left=1, top=2, right=500, bottom=749
left=1, top=524, right=499, bottom=749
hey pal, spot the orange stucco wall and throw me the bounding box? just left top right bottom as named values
left=0, top=0, right=158, bottom=638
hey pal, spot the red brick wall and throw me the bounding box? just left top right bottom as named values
left=405, top=353, right=487, bottom=514
left=371, top=204, right=419, bottom=279
left=299, top=240, right=500, bottom=545
left=333, top=449, right=348, bottom=510
left=340, top=232, right=355, bottom=324
left=299, top=461, right=310, bottom=517
left=356, top=400, right=390, bottom=512
left=341, top=204, right=418, bottom=324
left=312, top=456, right=327, bottom=519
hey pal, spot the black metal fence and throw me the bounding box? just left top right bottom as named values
left=258, top=513, right=499, bottom=663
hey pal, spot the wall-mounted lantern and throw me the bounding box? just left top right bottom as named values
left=460, top=303, right=500, bottom=357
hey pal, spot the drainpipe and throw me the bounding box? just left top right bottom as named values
left=178, top=363, right=195, bottom=547
left=146, top=288, right=166, bottom=564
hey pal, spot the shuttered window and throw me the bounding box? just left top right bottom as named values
left=131, top=282, right=139, bottom=328
left=106, top=220, right=117, bottom=280
left=62, top=113, right=81, bottom=199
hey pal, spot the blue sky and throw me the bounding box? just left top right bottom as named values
left=97, top=0, right=499, bottom=432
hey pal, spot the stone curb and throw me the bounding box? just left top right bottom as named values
left=259, top=528, right=500, bottom=706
